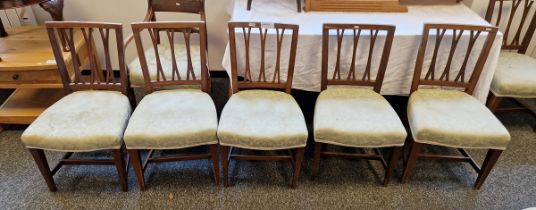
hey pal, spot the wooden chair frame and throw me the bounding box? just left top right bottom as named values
left=224, top=22, right=304, bottom=188
left=128, top=21, right=218, bottom=190
left=402, top=23, right=501, bottom=189
left=32, top=21, right=134, bottom=192
left=312, top=23, right=401, bottom=185
left=485, top=0, right=536, bottom=128
left=247, top=0, right=302, bottom=12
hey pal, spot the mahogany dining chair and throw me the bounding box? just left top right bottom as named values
left=218, top=22, right=307, bottom=188
left=124, top=21, right=219, bottom=191
left=401, top=23, right=510, bottom=189
left=312, top=23, right=407, bottom=185
left=485, top=0, right=536, bottom=130
left=21, top=22, right=134, bottom=192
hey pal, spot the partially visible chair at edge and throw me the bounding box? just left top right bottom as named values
left=401, top=23, right=511, bottom=189
left=485, top=0, right=536, bottom=131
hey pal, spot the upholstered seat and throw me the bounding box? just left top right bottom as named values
left=21, top=91, right=132, bottom=152
left=124, top=89, right=218, bottom=149
left=490, top=52, right=536, bottom=98
left=128, top=43, right=201, bottom=87
left=314, top=87, right=407, bottom=148
left=408, top=89, right=511, bottom=150
left=218, top=90, right=308, bottom=150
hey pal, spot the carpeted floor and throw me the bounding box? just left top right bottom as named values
left=0, top=78, right=535, bottom=209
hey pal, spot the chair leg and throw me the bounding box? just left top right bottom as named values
left=221, top=146, right=230, bottom=187
left=474, top=149, right=503, bottom=190
left=247, top=0, right=252, bottom=10
left=487, top=92, right=502, bottom=113
left=209, top=144, right=220, bottom=186
left=384, top=147, right=403, bottom=186
left=28, top=149, right=57, bottom=192
left=311, top=142, right=322, bottom=177
left=401, top=142, right=422, bottom=184
left=128, top=150, right=145, bottom=191
left=297, top=0, right=302, bottom=12
left=291, top=147, right=305, bottom=188
left=112, top=149, right=128, bottom=192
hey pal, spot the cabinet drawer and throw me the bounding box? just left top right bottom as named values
left=0, top=69, right=61, bottom=84
left=151, top=0, right=203, bottom=13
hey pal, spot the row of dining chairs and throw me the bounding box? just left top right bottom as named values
left=19, top=19, right=512, bottom=192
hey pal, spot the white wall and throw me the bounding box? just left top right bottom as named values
left=31, top=0, right=535, bottom=70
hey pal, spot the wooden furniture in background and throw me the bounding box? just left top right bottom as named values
left=0, top=0, right=64, bottom=37
left=401, top=24, right=508, bottom=189
left=305, top=0, right=408, bottom=12
left=0, top=26, right=87, bottom=130
left=219, top=22, right=307, bottom=188
left=312, top=23, right=406, bottom=185
left=125, top=21, right=219, bottom=191
left=485, top=0, right=536, bottom=129
left=21, top=22, right=132, bottom=192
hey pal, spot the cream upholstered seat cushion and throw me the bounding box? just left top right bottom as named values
left=217, top=90, right=308, bottom=150
left=21, top=91, right=132, bottom=152
left=490, top=51, right=536, bottom=98
left=314, top=87, right=407, bottom=148
left=128, top=43, right=201, bottom=87
left=408, top=89, right=511, bottom=150
left=124, top=89, right=218, bottom=149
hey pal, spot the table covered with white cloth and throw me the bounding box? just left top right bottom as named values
left=222, top=0, right=503, bottom=103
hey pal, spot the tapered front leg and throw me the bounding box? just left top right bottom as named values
left=29, top=149, right=57, bottom=192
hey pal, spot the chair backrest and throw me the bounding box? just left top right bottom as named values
left=46, top=21, right=130, bottom=95
left=228, top=22, right=299, bottom=94
left=131, top=21, right=209, bottom=93
left=147, top=0, right=206, bottom=21
left=485, top=0, right=536, bottom=53
left=410, top=24, right=499, bottom=95
left=321, top=23, right=396, bottom=93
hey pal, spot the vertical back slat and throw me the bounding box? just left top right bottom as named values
left=362, top=29, right=379, bottom=81
left=425, top=28, right=447, bottom=81
left=98, top=28, right=114, bottom=84
left=166, top=30, right=181, bottom=81
left=439, top=29, right=464, bottom=81
left=272, top=28, right=285, bottom=83
left=333, top=29, right=345, bottom=80
left=347, top=28, right=362, bottom=80
left=258, top=28, right=268, bottom=82
left=243, top=27, right=252, bottom=82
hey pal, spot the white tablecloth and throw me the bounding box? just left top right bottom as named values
left=222, top=0, right=503, bottom=103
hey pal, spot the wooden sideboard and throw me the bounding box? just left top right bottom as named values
left=0, top=26, right=87, bottom=130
